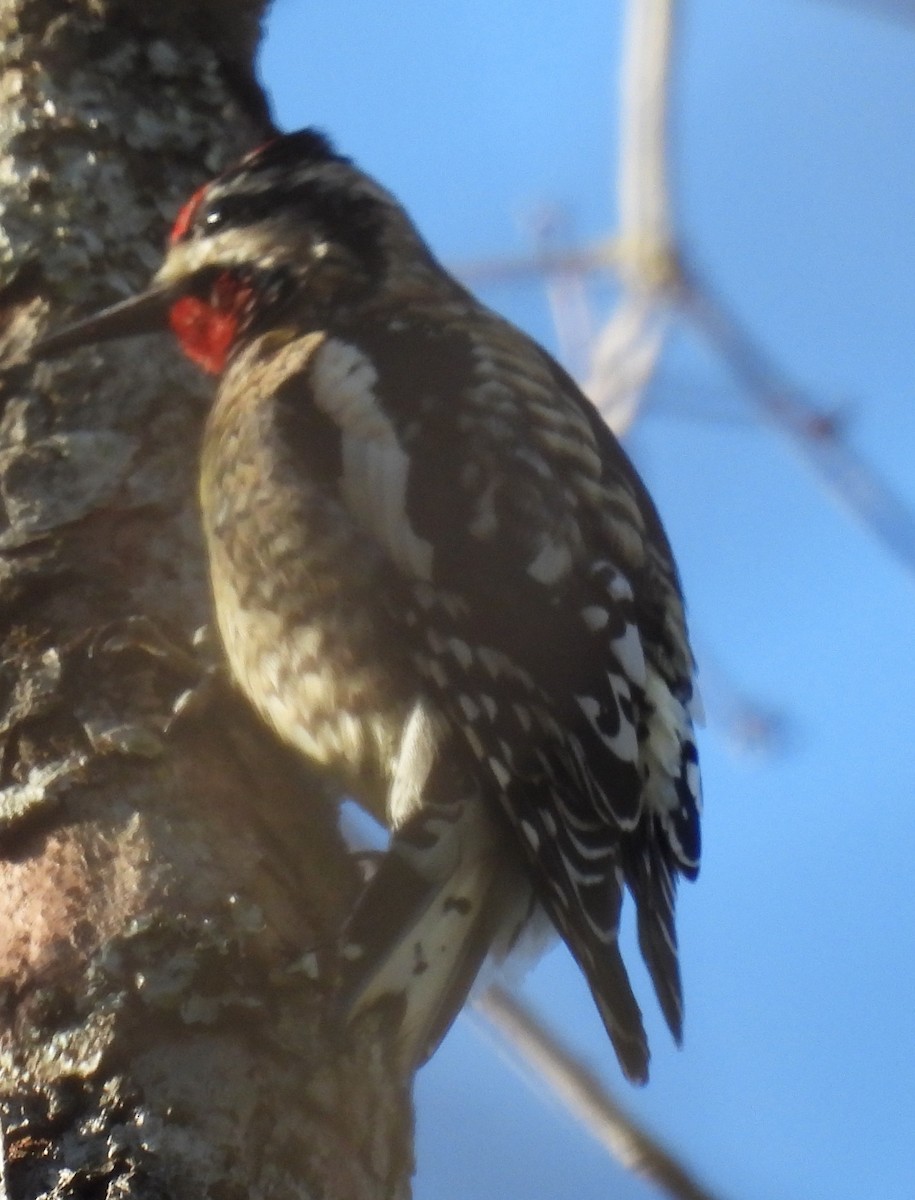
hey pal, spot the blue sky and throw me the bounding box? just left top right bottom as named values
left=261, top=4, right=915, bottom=1198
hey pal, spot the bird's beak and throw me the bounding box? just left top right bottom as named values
left=32, top=283, right=175, bottom=360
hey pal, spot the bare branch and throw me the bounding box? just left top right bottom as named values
left=461, top=0, right=680, bottom=435
left=589, top=0, right=681, bottom=433
left=456, top=244, right=617, bottom=285
left=475, top=986, right=724, bottom=1200
left=585, top=295, right=670, bottom=436
left=617, top=0, right=678, bottom=289
left=679, top=267, right=915, bottom=582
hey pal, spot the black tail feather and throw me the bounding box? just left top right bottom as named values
left=627, top=838, right=684, bottom=1043
left=587, top=946, right=650, bottom=1084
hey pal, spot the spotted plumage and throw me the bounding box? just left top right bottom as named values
left=35, top=128, right=702, bottom=1082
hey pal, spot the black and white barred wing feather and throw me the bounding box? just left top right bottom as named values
left=303, top=311, right=701, bottom=1080
left=405, top=557, right=700, bottom=1082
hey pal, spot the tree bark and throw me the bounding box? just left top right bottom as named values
left=0, top=2, right=414, bottom=1197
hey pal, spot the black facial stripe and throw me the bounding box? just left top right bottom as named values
left=199, top=181, right=387, bottom=279
left=294, top=183, right=386, bottom=275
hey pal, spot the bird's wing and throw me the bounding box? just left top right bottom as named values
left=298, top=312, right=701, bottom=1079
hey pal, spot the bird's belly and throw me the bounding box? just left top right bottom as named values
left=206, top=530, right=416, bottom=821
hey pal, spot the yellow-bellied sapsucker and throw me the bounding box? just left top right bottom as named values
left=36, top=129, right=702, bottom=1082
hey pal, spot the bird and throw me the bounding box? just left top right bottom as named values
left=35, top=128, right=702, bottom=1083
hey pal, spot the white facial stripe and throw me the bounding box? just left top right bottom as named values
left=157, top=213, right=324, bottom=285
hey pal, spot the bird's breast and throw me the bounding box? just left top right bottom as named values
left=198, top=333, right=420, bottom=816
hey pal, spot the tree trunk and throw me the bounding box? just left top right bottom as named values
left=0, top=2, right=414, bottom=1196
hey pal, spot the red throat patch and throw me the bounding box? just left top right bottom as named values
left=168, top=272, right=254, bottom=374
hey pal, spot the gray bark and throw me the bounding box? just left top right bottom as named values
left=0, top=2, right=414, bottom=1197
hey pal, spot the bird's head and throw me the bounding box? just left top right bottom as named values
left=35, top=129, right=441, bottom=374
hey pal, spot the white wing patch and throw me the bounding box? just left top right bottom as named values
left=643, top=667, right=696, bottom=816
left=526, top=536, right=573, bottom=584
left=643, top=670, right=687, bottom=779
left=389, top=699, right=443, bottom=828
left=309, top=335, right=386, bottom=435
left=576, top=691, right=639, bottom=763
left=311, top=338, right=434, bottom=580
left=612, top=622, right=646, bottom=686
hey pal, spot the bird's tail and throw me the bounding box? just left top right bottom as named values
left=338, top=799, right=529, bottom=1070
left=625, top=834, right=684, bottom=1044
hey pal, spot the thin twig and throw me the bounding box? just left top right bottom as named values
left=457, top=243, right=616, bottom=286
left=679, top=267, right=915, bottom=579
left=581, top=0, right=680, bottom=432
left=616, top=0, right=677, bottom=289
left=474, top=985, right=724, bottom=1200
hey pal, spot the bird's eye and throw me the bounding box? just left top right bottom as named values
left=204, top=206, right=226, bottom=231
